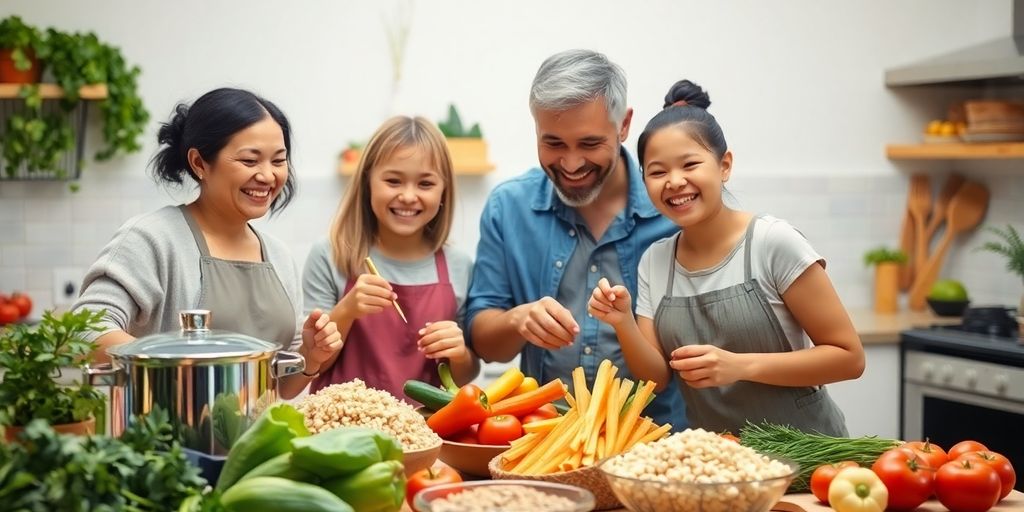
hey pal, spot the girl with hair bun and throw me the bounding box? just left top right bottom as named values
left=73, top=87, right=341, bottom=399
left=587, top=79, right=864, bottom=435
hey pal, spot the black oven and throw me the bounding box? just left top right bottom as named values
left=900, top=307, right=1023, bottom=491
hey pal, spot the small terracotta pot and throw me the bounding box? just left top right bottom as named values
left=0, top=48, right=42, bottom=84
left=3, top=417, right=96, bottom=443
left=874, top=262, right=900, bottom=314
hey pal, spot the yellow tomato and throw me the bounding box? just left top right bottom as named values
left=926, top=120, right=943, bottom=135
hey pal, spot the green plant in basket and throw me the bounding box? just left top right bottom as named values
left=0, top=309, right=106, bottom=428
left=862, top=246, right=907, bottom=267
left=0, top=18, right=149, bottom=179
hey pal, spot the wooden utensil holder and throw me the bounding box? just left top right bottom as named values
left=874, top=262, right=900, bottom=314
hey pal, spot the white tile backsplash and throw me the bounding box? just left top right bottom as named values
left=2, top=171, right=1023, bottom=314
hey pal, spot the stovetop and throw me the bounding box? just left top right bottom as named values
left=902, top=325, right=1024, bottom=368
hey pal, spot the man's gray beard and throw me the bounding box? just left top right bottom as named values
left=550, top=155, right=617, bottom=207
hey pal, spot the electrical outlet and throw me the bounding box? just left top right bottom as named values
left=52, top=267, right=85, bottom=305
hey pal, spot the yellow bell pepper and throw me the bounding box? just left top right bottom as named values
left=828, top=467, right=888, bottom=512
left=483, top=367, right=525, bottom=403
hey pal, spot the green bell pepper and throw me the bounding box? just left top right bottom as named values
left=290, top=427, right=403, bottom=479
left=322, top=460, right=405, bottom=512
left=216, top=403, right=310, bottom=491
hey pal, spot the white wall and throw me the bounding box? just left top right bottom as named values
left=2, top=2, right=1023, bottom=417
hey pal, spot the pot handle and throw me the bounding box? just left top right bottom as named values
left=84, top=362, right=126, bottom=387
left=272, top=351, right=305, bottom=379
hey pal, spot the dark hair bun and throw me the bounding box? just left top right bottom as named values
left=152, top=103, right=191, bottom=184
left=662, top=79, right=711, bottom=110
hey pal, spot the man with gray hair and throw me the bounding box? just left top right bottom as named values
left=466, top=49, right=685, bottom=429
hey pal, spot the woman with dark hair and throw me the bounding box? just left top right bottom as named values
left=588, top=80, right=864, bottom=435
left=73, top=88, right=341, bottom=398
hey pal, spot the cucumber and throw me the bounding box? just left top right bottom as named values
left=403, top=380, right=453, bottom=411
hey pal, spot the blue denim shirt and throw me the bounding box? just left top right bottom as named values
left=466, top=150, right=687, bottom=430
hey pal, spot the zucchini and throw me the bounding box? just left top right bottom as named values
left=404, top=380, right=453, bottom=411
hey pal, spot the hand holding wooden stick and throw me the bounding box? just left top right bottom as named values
left=364, top=257, right=409, bottom=323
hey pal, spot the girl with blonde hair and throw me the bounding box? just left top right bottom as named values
left=302, top=116, right=478, bottom=400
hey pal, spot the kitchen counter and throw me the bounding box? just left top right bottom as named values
left=847, top=307, right=961, bottom=345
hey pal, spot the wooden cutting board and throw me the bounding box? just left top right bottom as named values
left=772, top=491, right=1024, bottom=511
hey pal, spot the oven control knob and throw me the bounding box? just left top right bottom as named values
left=921, top=362, right=935, bottom=380
left=995, top=375, right=1009, bottom=394
left=965, top=369, right=978, bottom=388
left=940, top=364, right=954, bottom=383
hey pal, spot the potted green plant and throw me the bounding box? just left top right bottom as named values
left=0, top=17, right=148, bottom=179
left=0, top=16, right=43, bottom=83
left=437, top=103, right=493, bottom=173
left=864, top=246, right=908, bottom=314
left=0, top=309, right=107, bottom=440
left=976, top=224, right=1024, bottom=314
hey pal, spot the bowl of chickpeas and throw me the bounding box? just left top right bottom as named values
left=597, top=429, right=798, bottom=512
left=413, top=480, right=595, bottom=512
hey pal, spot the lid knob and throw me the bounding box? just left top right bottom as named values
left=180, top=309, right=212, bottom=332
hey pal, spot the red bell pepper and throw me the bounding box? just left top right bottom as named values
left=427, top=383, right=490, bottom=438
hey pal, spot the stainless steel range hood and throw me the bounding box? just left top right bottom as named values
left=886, top=0, right=1024, bottom=87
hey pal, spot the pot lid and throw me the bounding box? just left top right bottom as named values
left=107, top=309, right=278, bottom=361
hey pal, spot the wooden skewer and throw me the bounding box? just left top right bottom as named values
left=364, top=257, right=409, bottom=324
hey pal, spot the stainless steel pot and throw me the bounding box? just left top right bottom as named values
left=86, top=310, right=304, bottom=455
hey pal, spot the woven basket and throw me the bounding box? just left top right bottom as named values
left=488, top=454, right=621, bottom=511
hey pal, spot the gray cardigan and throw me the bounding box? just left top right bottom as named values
left=73, top=205, right=304, bottom=345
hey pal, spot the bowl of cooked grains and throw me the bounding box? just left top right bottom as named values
left=597, top=428, right=798, bottom=512
left=413, top=480, right=595, bottom=512
left=294, top=378, right=443, bottom=476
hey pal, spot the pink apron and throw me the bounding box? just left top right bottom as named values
left=311, top=251, right=456, bottom=402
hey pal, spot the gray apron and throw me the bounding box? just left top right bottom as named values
left=653, top=216, right=848, bottom=436
left=181, top=206, right=297, bottom=349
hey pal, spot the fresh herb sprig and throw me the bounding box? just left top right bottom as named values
left=863, top=246, right=908, bottom=267
left=739, top=421, right=900, bottom=492
left=0, top=309, right=106, bottom=427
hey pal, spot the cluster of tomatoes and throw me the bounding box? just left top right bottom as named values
left=0, top=292, right=32, bottom=325
left=443, top=402, right=559, bottom=446
left=812, top=439, right=1016, bottom=512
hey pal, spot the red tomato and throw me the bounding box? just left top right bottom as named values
left=871, top=447, right=935, bottom=511
left=935, top=459, right=1002, bottom=512
left=809, top=461, right=860, bottom=504
left=958, top=451, right=1017, bottom=501
left=719, top=432, right=740, bottom=443
left=8, top=292, right=31, bottom=318
left=9, top=293, right=31, bottom=319
left=948, top=440, right=990, bottom=461
left=0, top=303, right=19, bottom=325
left=447, top=425, right=479, bottom=444
left=533, top=403, right=559, bottom=418
left=406, top=464, right=462, bottom=510
left=905, top=440, right=949, bottom=470
left=477, top=415, right=523, bottom=445
left=520, top=413, right=548, bottom=426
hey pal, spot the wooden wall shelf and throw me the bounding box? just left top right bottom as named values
left=886, top=142, right=1024, bottom=160
left=337, top=138, right=496, bottom=176
left=337, top=160, right=495, bottom=176
left=0, top=83, right=108, bottom=100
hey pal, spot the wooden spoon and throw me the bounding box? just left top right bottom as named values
left=909, top=181, right=990, bottom=311
left=907, top=175, right=932, bottom=277
left=922, top=174, right=965, bottom=245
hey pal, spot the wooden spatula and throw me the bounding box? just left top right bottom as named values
left=922, top=174, right=965, bottom=245
left=909, top=181, right=990, bottom=311
left=898, top=208, right=915, bottom=291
